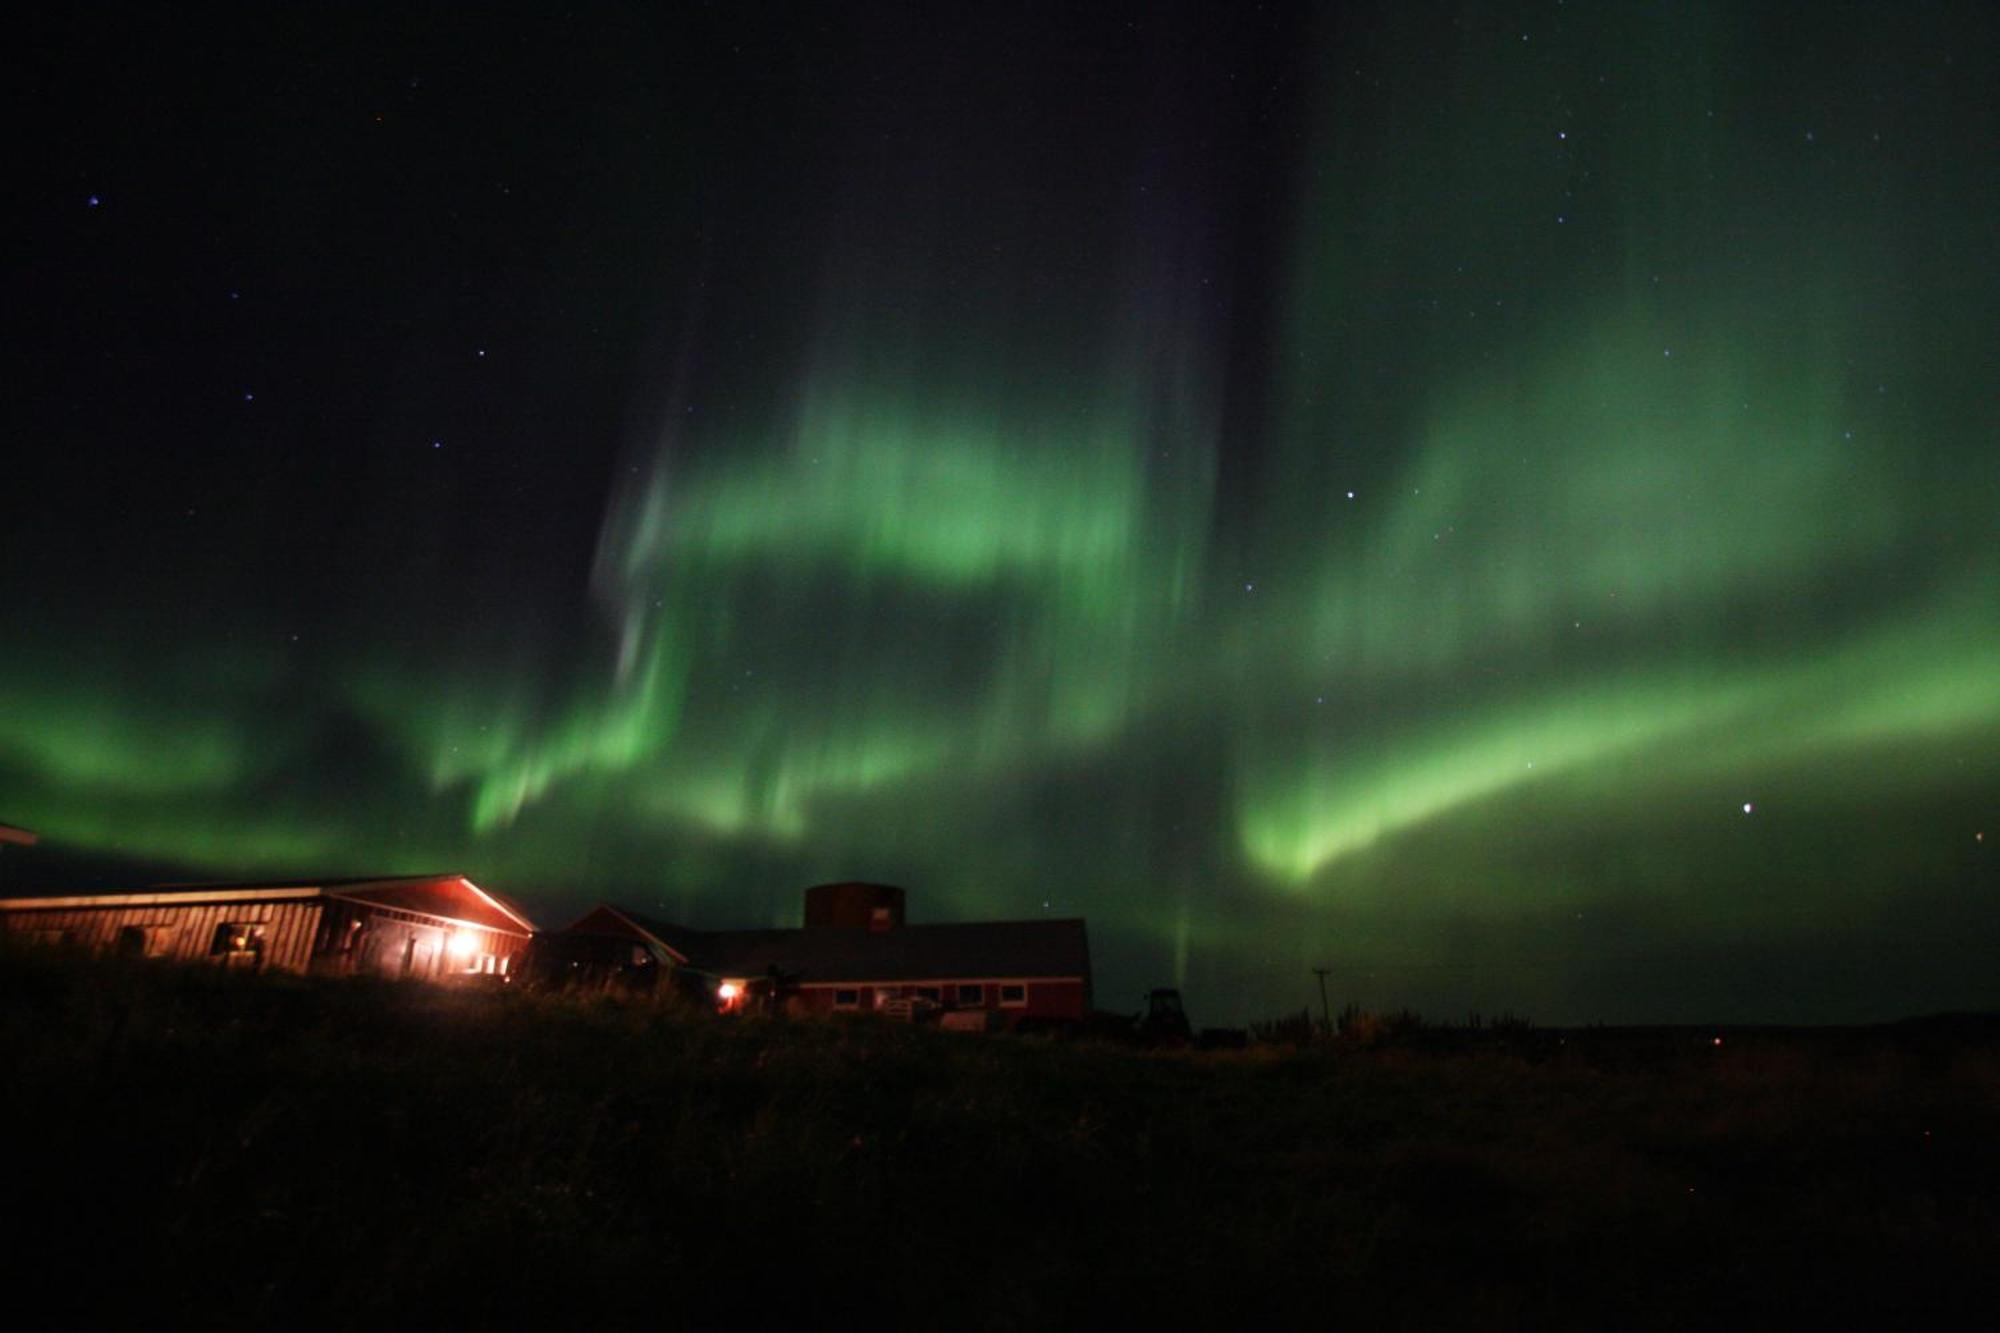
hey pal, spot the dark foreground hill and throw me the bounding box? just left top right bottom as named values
left=2, top=951, right=1995, bottom=1329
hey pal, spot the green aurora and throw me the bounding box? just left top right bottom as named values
left=4, top=2, right=1995, bottom=1021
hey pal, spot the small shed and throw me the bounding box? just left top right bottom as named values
left=0, top=874, right=535, bottom=980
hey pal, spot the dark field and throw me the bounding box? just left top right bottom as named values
left=4, top=952, right=1996, bottom=1329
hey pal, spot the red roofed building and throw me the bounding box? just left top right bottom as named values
left=0, top=874, right=535, bottom=980
left=554, top=882, right=1092, bottom=1028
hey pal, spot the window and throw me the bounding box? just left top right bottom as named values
left=116, top=925, right=175, bottom=958
left=869, top=905, right=893, bottom=932
left=913, top=986, right=941, bottom=1003
left=957, top=983, right=984, bottom=1006
left=832, top=988, right=859, bottom=1008
left=209, top=923, right=266, bottom=962
left=316, top=915, right=363, bottom=954
left=999, top=984, right=1027, bottom=1007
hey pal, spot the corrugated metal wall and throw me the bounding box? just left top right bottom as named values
left=3, top=893, right=530, bottom=982
left=315, top=900, right=527, bottom=980
left=0, top=900, right=324, bottom=973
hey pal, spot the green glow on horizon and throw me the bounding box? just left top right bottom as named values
left=0, top=682, right=250, bottom=797
left=9, top=802, right=351, bottom=874
left=1238, top=604, right=2000, bottom=884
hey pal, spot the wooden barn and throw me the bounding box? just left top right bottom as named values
left=558, top=882, right=1092, bottom=1027
left=0, top=874, right=536, bottom=980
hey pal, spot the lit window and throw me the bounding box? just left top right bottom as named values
left=957, top=983, right=984, bottom=1006
left=999, top=984, right=1027, bottom=1006
left=209, top=923, right=266, bottom=961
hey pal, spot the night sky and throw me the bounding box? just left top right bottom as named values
left=7, top=2, right=1996, bottom=1023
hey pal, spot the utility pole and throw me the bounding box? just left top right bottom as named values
left=1312, top=966, right=1332, bottom=1034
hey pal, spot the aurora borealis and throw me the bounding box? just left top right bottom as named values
left=6, top=3, right=1995, bottom=1022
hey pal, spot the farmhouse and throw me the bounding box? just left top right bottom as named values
left=0, top=874, right=536, bottom=980
left=559, top=882, right=1092, bottom=1027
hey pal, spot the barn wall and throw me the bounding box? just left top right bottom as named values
left=1, top=896, right=531, bottom=982
left=789, top=977, right=1089, bottom=1022
left=1018, top=979, right=1089, bottom=1020
left=317, top=902, right=528, bottom=980
left=0, top=900, right=324, bottom=973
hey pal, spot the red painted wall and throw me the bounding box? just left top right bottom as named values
left=786, top=978, right=1088, bottom=1024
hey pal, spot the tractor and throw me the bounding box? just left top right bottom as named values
left=1137, top=987, right=1194, bottom=1046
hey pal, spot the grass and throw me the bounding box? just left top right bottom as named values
left=2, top=948, right=1995, bottom=1329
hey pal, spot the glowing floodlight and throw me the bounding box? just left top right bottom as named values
left=447, top=931, right=478, bottom=961
left=717, top=981, right=742, bottom=1004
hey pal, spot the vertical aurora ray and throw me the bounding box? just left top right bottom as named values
left=440, top=60, right=1231, bottom=861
